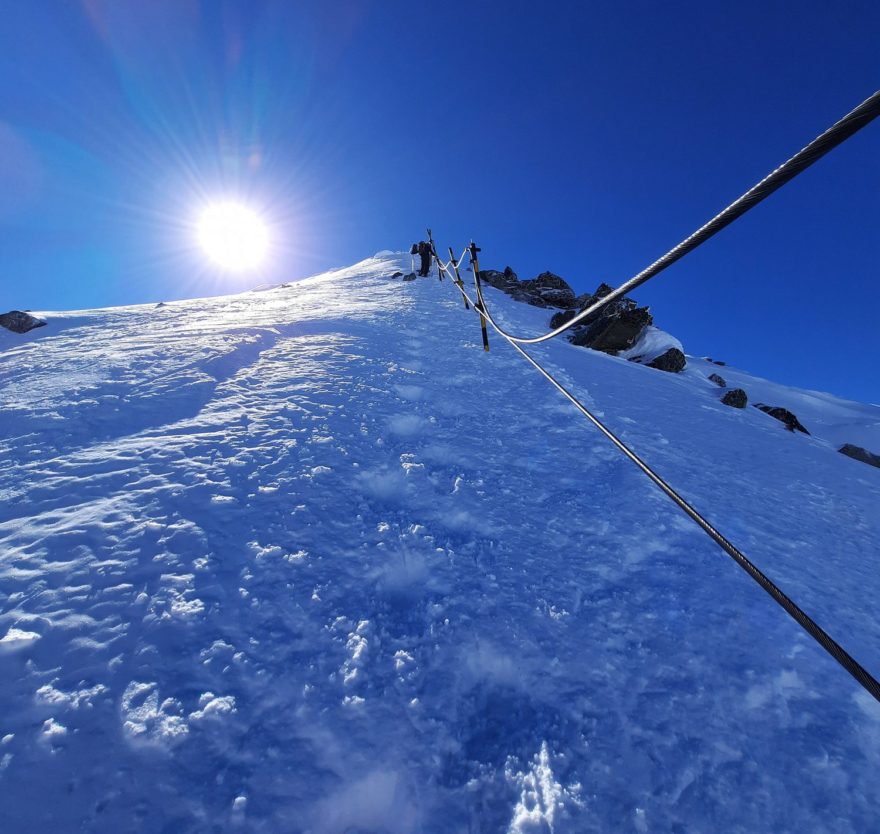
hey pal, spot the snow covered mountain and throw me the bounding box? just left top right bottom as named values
left=1, top=251, right=879, bottom=833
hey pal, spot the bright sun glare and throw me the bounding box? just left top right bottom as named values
left=198, top=202, right=269, bottom=271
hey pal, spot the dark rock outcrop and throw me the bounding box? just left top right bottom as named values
left=646, top=347, right=686, bottom=373
left=549, top=309, right=577, bottom=329
left=478, top=269, right=517, bottom=291
left=838, top=444, right=880, bottom=469
left=402, top=272, right=417, bottom=282
left=0, top=310, right=46, bottom=333
left=573, top=307, right=653, bottom=353
left=525, top=272, right=576, bottom=308
left=479, top=269, right=659, bottom=358
left=390, top=271, right=403, bottom=279
left=478, top=268, right=575, bottom=309
left=565, top=280, right=654, bottom=355
left=721, top=388, right=747, bottom=408
left=755, top=404, right=809, bottom=434
left=708, top=373, right=727, bottom=387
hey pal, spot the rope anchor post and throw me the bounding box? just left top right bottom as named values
left=469, top=242, right=490, bottom=352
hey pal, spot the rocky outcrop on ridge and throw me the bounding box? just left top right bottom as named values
left=549, top=309, right=577, bottom=329
left=478, top=267, right=577, bottom=309
left=708, top=373, right=727, bottom=387
left=0, top=310, right=47, bottom=333
left=479, top=267, right=676, bottom=365
left=570, top=304, right=653, bottom=354
left=755, top=404, right=809, bottom=434
left=564, top=282, right=655, bottom=356
left=838, top=444, right=880, bottom=469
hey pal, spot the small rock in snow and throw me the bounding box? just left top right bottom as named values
left=721, top=388, right=748, bottom=409
left=838, top=443, right=880, bottom=469
left=755, top=404, right=809, bottom=434
left=0, top=310, right=46, bottom=333
left=647, top=347, right=687, bottom=373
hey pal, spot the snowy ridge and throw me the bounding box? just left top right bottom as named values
left=1, top=252, right=879, bottom=832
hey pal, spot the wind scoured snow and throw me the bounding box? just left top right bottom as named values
left=1, top=252, right=879, bottom=832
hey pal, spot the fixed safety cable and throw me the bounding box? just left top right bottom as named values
left=432, top=247, right=880, bottom=703
left=478, top=88, right=880, bottom=345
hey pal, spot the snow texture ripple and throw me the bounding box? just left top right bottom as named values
left=1, top=253, right=879, bottom=832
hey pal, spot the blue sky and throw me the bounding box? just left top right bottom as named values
left=0, top=1, right=877, bottom=401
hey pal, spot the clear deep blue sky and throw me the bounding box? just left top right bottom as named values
left=0, top=1, right=877, bottom=401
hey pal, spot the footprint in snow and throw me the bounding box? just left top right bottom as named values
left=394, top=384, right=424, bottom=402
left=388, top=414, right=428, bottom=436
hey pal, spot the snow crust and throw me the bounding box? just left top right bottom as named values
left=1, top=252, right=879, bottom=831
left=619, top=325, right=683, bottom=363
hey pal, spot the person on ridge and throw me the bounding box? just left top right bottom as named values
left=416, top=240, right=432, bottom=277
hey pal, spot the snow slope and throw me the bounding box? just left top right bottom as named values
left=1, top=252, right=879, bottom=833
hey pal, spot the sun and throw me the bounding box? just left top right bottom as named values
left=198, top=202, right=269, bottom=271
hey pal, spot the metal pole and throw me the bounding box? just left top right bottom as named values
left=469, top=242, right=490, bottom=352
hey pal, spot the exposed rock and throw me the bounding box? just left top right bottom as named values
left=646, top=347, right=686, bottom=373
left=710, top=359, right=726, bottom=366
left=155, top=302, right=167, bottom=308
left=549, top=309, right=577, bottom=329
left=838, top=444, right=880, bottom=469
left=537, top=287, right=576, bottom=307
left=708, top=372, right=727, bottom=387
left=531, top=271, right=570, bottom=292
left=402, top=272, right=417, bottom=282
left=390, top=271, right=403, bottom=279
left=516, top=272, right=576, bottom=308
left=511, top=290, right=549, bottom=308
left=478, top=269, right=516, bottom=290
left=0, top=310, right=46, bottom=333
left=475, top=271, right=659, bottom=357
left=721, top=388, right=747, bottom=408
left=478, top=268, right=575, bottom=308
left=755, top=404, right=809, bottom=434
left=572, top=306, right=653, bottom=353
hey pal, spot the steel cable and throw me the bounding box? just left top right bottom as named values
left=477, top=89, right=880, bottom=345
left=429, top=247, right=880, bottom=703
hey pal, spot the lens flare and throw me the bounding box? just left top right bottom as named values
left=198, top=202, right=269, bottom=271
